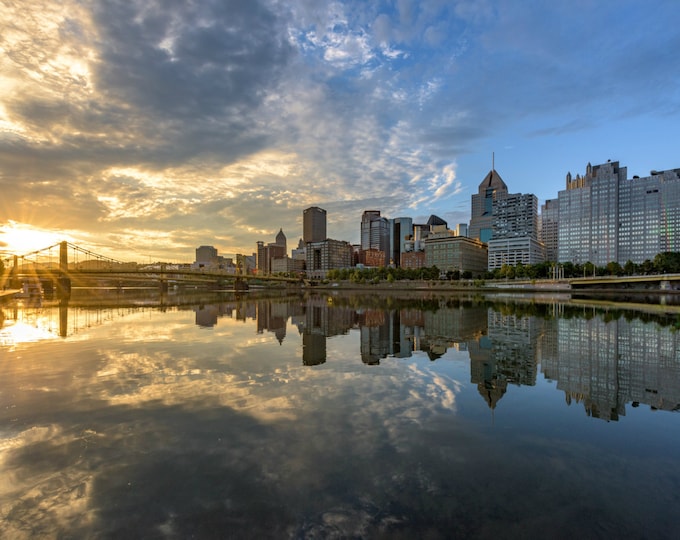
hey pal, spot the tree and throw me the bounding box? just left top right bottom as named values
left=640, top=259, right=655, bottom=274
left=623, top=260, right=636, bottom=276
left=654, top=252, right=680, bottom=274
left=448, top=270, right=461, bottom=281
left=606, top=261, right=623, bottom=276
left=562, top=261, right=576, bottom=278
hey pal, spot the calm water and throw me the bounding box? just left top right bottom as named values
left=1, top=291, right=679, bottom=539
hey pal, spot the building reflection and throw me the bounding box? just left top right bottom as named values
left=2, top=294, right=678, bottom=421
left=540, top=313, right=680, bottom=420
left=244, top=296, right=679, bottom=420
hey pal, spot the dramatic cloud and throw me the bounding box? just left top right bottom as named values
left=1, top=0, right=679, bottom=260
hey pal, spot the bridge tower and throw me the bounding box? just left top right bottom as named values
left=159, top=263, right=169, bottom=293
left=57, top=241, right=71, bottom=298
left=10, top=255, right=20, bottom=289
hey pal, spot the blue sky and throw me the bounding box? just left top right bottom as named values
left=1, top=0, right=679, bottom=261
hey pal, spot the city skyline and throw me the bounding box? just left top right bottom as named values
left=1, top=1, right=680, bottom=261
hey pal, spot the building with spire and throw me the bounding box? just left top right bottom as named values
left=256, top=228, right=287, bottom=274
left=469, top=167, right=544, bottom=270
left=469, top=168, right=509, bottom=243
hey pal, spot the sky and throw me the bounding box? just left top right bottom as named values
left=1, top=0, right=680, bottom=262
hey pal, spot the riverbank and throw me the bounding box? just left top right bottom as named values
left=309, top=278, right=570, bottom=294
left=308, top=277, right=680, bottom=296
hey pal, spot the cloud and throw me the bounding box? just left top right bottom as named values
left=1, top=1, right=679, bottom=260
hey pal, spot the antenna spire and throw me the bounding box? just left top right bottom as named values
left=492, top=151, right=495, bottom=171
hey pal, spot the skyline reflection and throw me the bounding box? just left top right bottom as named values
left=1, top=292, right=679, bottom=538
left=3, top=293, right=678, bottom=421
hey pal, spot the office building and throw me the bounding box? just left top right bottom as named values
left=539, top=199, right=559, bottom=262
left=193, top=245, right=232, bottom=271
left=557, top=161, right=680, bottom=266
left=256, top=228, right=287, bottom=274
left=305, top=239, right=354, bottom=279
left=195, top=245, right=218, bottom=265
left=303, top=206, right=327, bottom=243
left=360, top=210, right=390, bottom=266
left=389, top=217, right=413, bottom=267
left=486, top=190, right=544, bottom=270
left=424, top=229, right=488, bottom=276
left=469, top=169, right=509, bottom=242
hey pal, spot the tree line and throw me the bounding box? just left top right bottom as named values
left=318, top=251, right=680, bottom=282
left=490, top=251, right=680, bottom=280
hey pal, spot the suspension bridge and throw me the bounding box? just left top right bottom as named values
left=1, top=241, right=302, bottom=298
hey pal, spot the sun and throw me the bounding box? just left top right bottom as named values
left=0, top=222, right=65, bottom=257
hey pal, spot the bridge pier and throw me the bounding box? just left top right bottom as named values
left=57, top=275, right=71, bottom=298
left=234, top=277, right=249, bottom=291
left=159, top=264, right=169, bottom=293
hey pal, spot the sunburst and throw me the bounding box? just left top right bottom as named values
left=0, top=221, right=65, bottom=257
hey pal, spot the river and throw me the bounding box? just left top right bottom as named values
left=1, top=290, right=679, bottom=539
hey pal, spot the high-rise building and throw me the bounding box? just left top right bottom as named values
left=557, top=161, right=680, bottom=266
left=424, top=232, right=488, bottom=276
left=195, top=245, right=218, bottom=264
left=256, top=229, right=287, bottom=274
left=303, top=206, right=327, bottom=243
left=389, top=217, right=413, bottom=267
left=478, top=175, right=544, bottom=270
left=360, top=210, right=390, bottom=266
left=539, top=199, right=559, bottom=263
left=469, top=169, right=509, bottom=242
left=305, top=239, right=354, bottom=279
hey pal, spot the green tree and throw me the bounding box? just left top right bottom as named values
left=640, top=259, right=655, bottom=274
left=562, top=261, right=576, bottom=278
left=448, top=270, right=461, bottom=280
left=606, top=261, right=623, bottom=276
left=623, top=260, right=636, bottom=276
left=654, top=252, right=680, bottom=274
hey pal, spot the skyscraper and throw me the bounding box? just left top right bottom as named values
left=487, top=191, right=544, bottom=270
left=539, top=199, right=559, bottom=263
left=360, top=210, right=390, bottom=266
left=256, top=229, right=287, bottom=274
left=557, top=161, right=680, bottom=265
left=469, top=169, right=509, bottom=242
left=389, top=217, right=413, bottom=267
left=303, top=206, right=327, bottom=244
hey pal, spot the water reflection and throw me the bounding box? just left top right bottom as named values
left=1, top=292, right=679, bottom=538
left=2, top=293, right=679, bottom=421
left=190, top=294, right=679, bottom=420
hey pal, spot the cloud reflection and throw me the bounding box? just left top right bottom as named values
left=1, top=295, right=679, bottom=538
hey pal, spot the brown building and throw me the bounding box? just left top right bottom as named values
left=362, top=248, right=387, bottom=267
left=401, top=251, right=426, bottom=269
